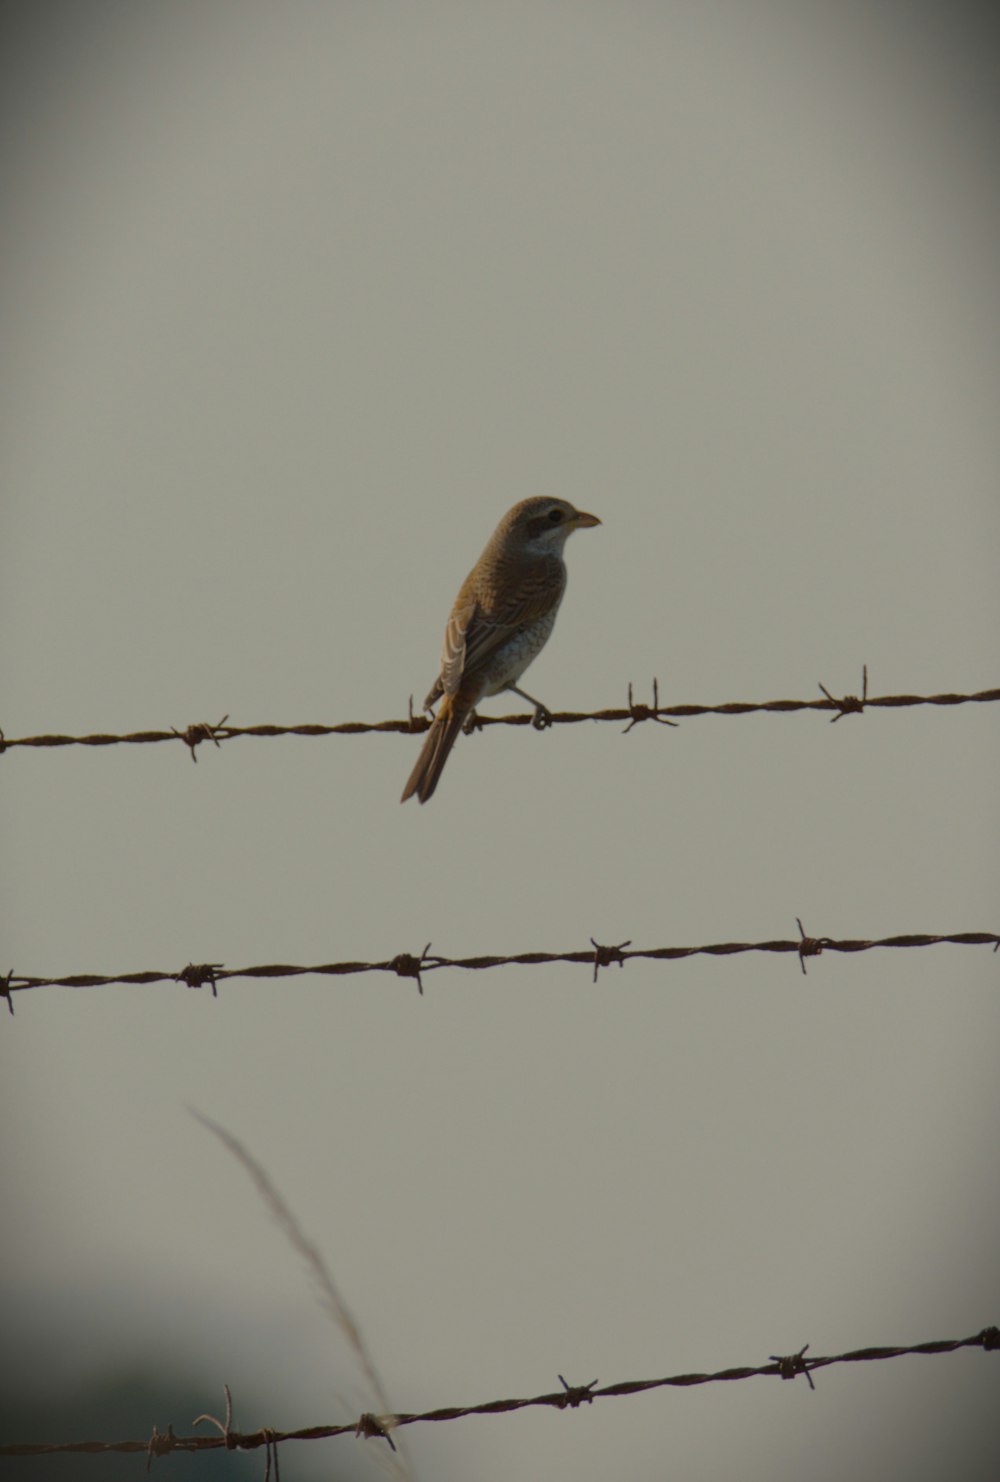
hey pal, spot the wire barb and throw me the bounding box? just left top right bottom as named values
left=170, top=715, right=230, bottom=761
left=193, top=1384, right=242, bottom=1448
left=622, top=678, right=679, bottom=733
left=176, top=962, right=225, bottom=995
left=390, top=944, right=434, bottom=996
left=590, top=938, right=632, bottom=983
left=818, top=665, right=868, bottom=722
left=1, top=971, right=14, bottom=1017
left=145, top=1423, right=177, bottom=1472
left=556, top=1375, right=599, bottom=1408
left=769, top=1344, right=816, bottom=1391
left=795, top=918, right=830, bottom=976
left=406, top=696, right=431, bottom=733
left=354, top=1412, right=398, bottom=1451
left=261, top=1428, right=281, bottom=1482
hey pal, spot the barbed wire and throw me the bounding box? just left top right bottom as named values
left=2, top=672, right=998, bottom=759
left=2, top=1325, right=995, bottom=1462
left=4, top=926, right=997, bottom=1010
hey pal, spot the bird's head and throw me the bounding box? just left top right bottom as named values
left=506, top=496, right=602, bottom=555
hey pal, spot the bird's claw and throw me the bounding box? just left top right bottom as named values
left=531, top=704, right=553, bottom=731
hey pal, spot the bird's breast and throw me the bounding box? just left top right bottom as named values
left=479, top=609, right=560, bottom=696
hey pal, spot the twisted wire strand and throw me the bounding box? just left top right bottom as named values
left=2, top=679, right=998, bottom=756
left=4, top=929, right=997, bottom=1005
left=2, top=1326, right=995, bottom=1459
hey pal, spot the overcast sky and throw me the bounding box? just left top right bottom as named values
left=2, top=4, right=999, bottom=1480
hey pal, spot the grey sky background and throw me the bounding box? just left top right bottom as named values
left=2, top=3, right=998, bottom=1478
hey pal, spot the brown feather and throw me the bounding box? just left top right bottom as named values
left=402, top=496, right=599, bottom=802
left=399, top=695, right=470, bottom=804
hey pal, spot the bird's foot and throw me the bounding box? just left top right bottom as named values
left=531, top=703, right=553, bottom=731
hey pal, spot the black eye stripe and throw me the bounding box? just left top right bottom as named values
left=526, top=510, right=567, bottom=536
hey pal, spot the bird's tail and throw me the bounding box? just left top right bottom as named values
left=400, top=696, right=468, bottom=803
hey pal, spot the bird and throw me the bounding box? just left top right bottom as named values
left=401, top=496, right=601, bottom=803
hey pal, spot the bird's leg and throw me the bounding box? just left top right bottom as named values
left=508, top=684, right=553, bottom=731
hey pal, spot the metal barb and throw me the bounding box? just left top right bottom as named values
left=557, top=1375, right=599, bottom=1408
left=769, top=1343, right=816, bottom=1390
left=590, top=938, right=632, bottom=983
left=194, top=1384, right=241, bottom=1448
left=145, top=1423, right=177, bottom=1473
left=818, top=664, right=868, bottom=722
left=406, top=696, right=430, bottom=733
left=354, top=1412, right=398, bottom=1452
left=261, top=1427, right=281, bottom=1482
left=795, top=918, right=828, bottom=976
left=177, top=962, right=225, bottom=995
left=390, top=943, right=433, bottom=995
left=623, top=678, right=679, bottom=734
left=171, top=714, right=230, bottom=761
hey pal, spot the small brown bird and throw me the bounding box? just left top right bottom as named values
left=401, top=496, right=601, bottom=803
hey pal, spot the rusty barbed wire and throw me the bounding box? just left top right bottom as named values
left=4, top=928, right=997, bottom=1005
left=1, top=673, right=998, bottom=757
left=1, top=1325, right=995, bottom=1461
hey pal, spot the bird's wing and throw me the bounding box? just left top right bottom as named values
left=439, top=601, right=477, bottom=696
left=440, top=562, right=565, bottom=696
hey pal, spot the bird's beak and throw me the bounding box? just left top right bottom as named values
left=573, top=510, right=601, bottom=528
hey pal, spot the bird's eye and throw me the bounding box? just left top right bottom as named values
left=547, top=508, right=563, bottom=523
